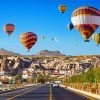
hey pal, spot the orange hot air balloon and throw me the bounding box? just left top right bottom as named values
left=71, top=6, right=100, bottom=42
left=20, top=32, right=38, bottom=52
left=59, top=4, right=67, bottom=14
left=3, top=24, right=15, bottom=36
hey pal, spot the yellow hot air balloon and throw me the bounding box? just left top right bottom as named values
left=59, top=4, right=67, bottom=14
left=93, top=33, right=100, bottom=46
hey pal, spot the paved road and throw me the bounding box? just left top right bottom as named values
left=0, top=84, right=90, bottom=100
left=52, top=86, right=88, bottom=100
left=0, top=85, right=50, bottom=100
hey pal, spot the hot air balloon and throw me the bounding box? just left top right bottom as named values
left=59, top=4, right=67, bottom=14
left=3, top=24, right=15, bottom=36
left=67, top=23, right=74, bottom=30
left=20, top=32, right=37, bottom=52
left=71, top=6, right=100, bottom=42
left=51, top=38, right=55, bottom=41
left=93, top=33, right=100, bottom=46
left=42, top=35, right=45, bottom=39
left=51, top=37, right=58, bottom=42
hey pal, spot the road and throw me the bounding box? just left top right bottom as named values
left=0, top=84, right=91, bottom=100
left=52, top=86, right=88, bottom=100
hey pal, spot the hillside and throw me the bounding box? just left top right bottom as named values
left=35, top=50, right=66, bottom=57
left=0, top=48, right=20, bottom=56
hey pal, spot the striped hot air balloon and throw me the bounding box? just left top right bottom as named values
left=20, top=32, right=37, bottom=52
left=93, top=33, right=100, bottom=46
left=59, top=4, right=67, bottom=14
left=3, top=24, right=15, bottom=36
left=71, top=6, right=100, bottom=42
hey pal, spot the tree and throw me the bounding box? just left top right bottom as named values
left=82, top=68, right=95, bottom=83
left=36, top=74, right=45, bottom=83
left=15, top=74, right=22, bottom=83
left=26, top=78, right=33, bottom=83
left=95, top=67, right=100, bottom=82
left=44, top=75, right=51, bottom=82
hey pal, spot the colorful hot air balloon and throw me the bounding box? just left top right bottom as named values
left=93, top=33, right=100, bottom=46
left=71, top=6, right=100, bottom=42
left=67, top=23, right=74, bottom=30
left=59, top=4, right=67, bottom=14
left=3, top=24, right=15, bottom=36
left=20, top=32, right=37, bottom=52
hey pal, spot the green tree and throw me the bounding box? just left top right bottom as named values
left=82, top=68, right=95, bottom=83
left=44, top=75, right=51, bottom=82
left=36, top=74, right=45, bottom=83
left=95, top=67, right=100, bottom=82
left=15, top=74, right=22, bottom=83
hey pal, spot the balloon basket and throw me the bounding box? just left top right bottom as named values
left=84, top=40, right=90, bottom=42
left=28, top=49, right=30, bottom=52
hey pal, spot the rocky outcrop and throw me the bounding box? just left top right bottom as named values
left=35, top=50, right=65, bottom=57
left=0, top=56, right=8, bottom=72
left=0, top=48, right=20, bottom=56
left=0, top=55, right=100, bottom=76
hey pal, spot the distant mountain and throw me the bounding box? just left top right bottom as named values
left=35, top=50, right=66, bottom=57
left=0, top=48, right=20, bottom=56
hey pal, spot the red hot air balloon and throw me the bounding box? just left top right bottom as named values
left=71, top=6, right=100, bottom=42
left=3, top=24, right=15, bottom=36
left=20, top=32, right=37, bottom=52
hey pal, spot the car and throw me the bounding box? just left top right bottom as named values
left=45, top=82, right=50, bottom=85
left=52, top=83, right=59, bottom=88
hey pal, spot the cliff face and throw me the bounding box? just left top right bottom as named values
left=0, top=57, right=32, bottom=75
left=0, top=55, right=100, bottom=76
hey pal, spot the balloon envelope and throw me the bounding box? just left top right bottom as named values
left=67, top=23, right=74, bottom=30
left=93, top=33, right=100, bottom=46
left=3, top=24, right=15, bottom=36
left=20, top=32, right=37, bottom=51
left=71, top=6, right=100, bottom=42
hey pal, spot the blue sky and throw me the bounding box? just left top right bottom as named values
left=0, top=0, right=100, bottom=55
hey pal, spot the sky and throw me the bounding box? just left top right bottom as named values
left=0, top=0, right=100, bottom=56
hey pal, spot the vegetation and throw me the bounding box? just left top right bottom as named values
left=36, top=74, right=51, bottom=83
left=64, top=67, right=100, bottom=83
left=14, top=74, right=23, bottom=83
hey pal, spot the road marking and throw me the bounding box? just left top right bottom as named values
left=0, top=86, right=35, bottom=96
left=49, top=83, right=52, bottom=100
left=0, top=85, right=41, bottom=96
left=6, top=86, right=40, bottom=100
